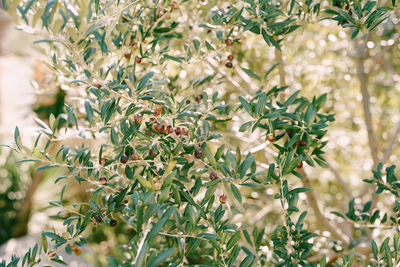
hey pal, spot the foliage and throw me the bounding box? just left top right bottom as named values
left=1, top=0, right=399, bottom=266
left=0, top=150, right=33, bottom=244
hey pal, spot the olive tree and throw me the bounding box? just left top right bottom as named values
left=1, top=0, right=399, bottom=266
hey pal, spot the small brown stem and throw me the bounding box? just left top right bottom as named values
left=300, top=169, right=350, bottom=245
left=326, top=160, right=353, bottom=199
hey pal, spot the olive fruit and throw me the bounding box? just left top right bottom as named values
left=209, top=172, right=218, bottom=180
left=194, top=148, right=203, bottom=159
left=100, top=157, right=108, bottom=166
left=219, top=194, right=227, bottom=204
left=195, top=95, right=203, bottom=103
left=166, top=125, right=173, bottom=134
left=131, top=42, right=138, bottom=50
left=149, top=149, right=157, bottom=157
left=181, top=127, right=188, bottom=135
left=154, top=104, right=163, bottom=115
left=94, top=214, right=102, bottom=223
left=120, top=155, right=129, bottom=164
left=266, top=134, right=275, bottom=142
left=99, top=177, right=107, bottom=185
left=297, top=161, right=303, bottom=168
left=171, top=1, right=178, bottom=8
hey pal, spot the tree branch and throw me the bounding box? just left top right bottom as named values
left=357, top=35, right=400, bottom=198
left=206, top=58, right=249, bottom=96
left=354, top=36, right=379, bottom=168
left=300, top=169, right=351, bottom=245
left=381, top=51, right=400, bottom=165
left=326, top=159, right=353, bottom=199
left=14, top=167, right=45, bottom=236
left=382, top=119, right=400, bottom=164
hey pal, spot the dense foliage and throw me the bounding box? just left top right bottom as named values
left=1, top=0, right=400, bottom=266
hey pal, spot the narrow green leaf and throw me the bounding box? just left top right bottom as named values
left=135, top=241, right=148, bottom=267
left=282, top=156, right=301, bottom=176
left=137, top=72, right=154, bottom=91
left=148, top=248, right=176, bottom=267
left=238, top=155, right=254, bottom=179
left=240, top=254, right=255, bottom=267
left=51, top=258, right=68, bottom=265
left=60, top=184, right=66, bottom=203
left=285, top=187, right=310, bottom=198
left=255, top=93, right=267, bottom=116
left=239, top=121, right=252, bottom=132
left=230, top=183, right=242, bottom=203
left=330, top=211, right=345, bottom=218
left=269, top=36, right=281, bottom=51
left=239, top=96, right=252, bottom=114
left=41, top=0, right=57, bottom=27
left=42, top=232, right=48, bottom=253
left=33, top=39, right=58, bottom=44
left=261, top=28, right=271, bottom=45
left=226, top=231, right=241, bottom=251
left=16, top=159, right=40, bottom=164
left=264, top=62, right=280, bottom=80
left=84, top=100, right=94, bottom=124
left=36, top=164, right=59, bottom=171
left=79, top=211, right=93, bottom=233
left=371, top=240, right=378, bottom=260
left=43, top=232, right=66, bottom=243
left=193, top=39, right=200, bottom=51
left=204, top=147, right=218, bottom=169
left=320, top=255, right=326, bottom=267
left=14, top=127, right=21, bottom=150
left=283, top=91, right=300, bottom=107
left=384, top=240, right=393, bottom=267
left=137, top=175, right=153, bottom=190
left=111, top=127, right=119, bottom=145
left=199, top=233, right=220, bottom=239
left=89, top=200, right=100, bottom=212
left=146, top=207, right=174, bottom=242
left=34, top=117, right=52, bottom=131
left=241, top=67, right=260, bottom=80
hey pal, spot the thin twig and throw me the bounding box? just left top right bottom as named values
left=380, top=51, right=400, bottom=165
left=205, top=58, right=249, bottom=96
left=159, top=232, right=207, bottom=240
left=300, top=169, right=350, bottom=245
left=326, top=160, right=353, bottom=199
left=135, top=217, right=153, bottom=264
left=382, top=119, right=400, bottom=164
